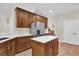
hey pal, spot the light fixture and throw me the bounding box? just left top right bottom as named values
left=49, top=9, right=53, bottom=13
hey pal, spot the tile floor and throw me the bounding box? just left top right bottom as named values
left=15, top=42, right=79, bottom=56
left=15, top=49, right=32, bottom=56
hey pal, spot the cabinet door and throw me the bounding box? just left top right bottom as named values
left=22, top=11, right=29, bottom=27
left=16, top=8, right=31, bottom=28
left=16, top=37, right=27, bottom=53
left=35, top=15, right=47, bottom=28
left=45, top=39, right=58, bottom=56
left=36, top=15, right=42, bottom=22
left=45, top=46, right=54, bottom=56
left=27, top=38, right=32, bottom=49
left=40, top=17, right=47, bottom=28
left=0, top=48, right=7, bottom=56
left=0, top=39, right=16, bottom=56
left=8, top=41, right=15, bottom=56
left=43, top=18, right=47, bottom=28
left=16, top=9, right=25, bottom=27
left=29, top=13, right=35, bottom=27
left=45, top=41, right=54, bottom=56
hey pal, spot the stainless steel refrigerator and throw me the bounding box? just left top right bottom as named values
left=30, top=22, right=45, bottom=36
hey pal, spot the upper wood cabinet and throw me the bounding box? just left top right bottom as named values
left=35, top=15, right=47, bottom=28
left=16, top=8, right=29, bottom=28
left=15, top=7, right=48, bottom=28
left=28, top=13, right=35, bottom=28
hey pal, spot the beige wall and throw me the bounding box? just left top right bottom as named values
left=0, top=16, right=8, bottom=33
left=0, top=4, right=36, bottom=34
left=0, top=4, right=48, bottom=34
left=1, top=4, right=79, bottom=42
left=54, top=10, right=79, bottom=41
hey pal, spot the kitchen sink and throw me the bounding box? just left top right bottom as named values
left=0, top=37, right=8, bottom=41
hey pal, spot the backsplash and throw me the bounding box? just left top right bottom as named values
left=15, top=28, right=30, bottom=34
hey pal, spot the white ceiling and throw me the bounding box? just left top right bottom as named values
left=0, top=3, right=79, bottom=18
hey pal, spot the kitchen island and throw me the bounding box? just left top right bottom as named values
left=31, top=35, right=58, bottom=56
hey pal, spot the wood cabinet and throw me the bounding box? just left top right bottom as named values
left=32, top=38, right=58, bottom=56
left=23, top=11, right=29, bottom=27
left=7, top=40, right=15, bottom=56
left=35, top=15, right=47, bottom=28
left=53, top=39, right=58, bottom=55
left=0, top=35, right=33, bottom=56
left=26, top=36, right=32, bottom=49
left=16, top=8, right=24, bottom=27
left=15, top=37, right=27, bottom=53
left=16, top=7, right=48, bottom=28
left=0, top=47, right=7, bottom=56
left=15, top=36, right=33, bottom=53
left=28, top=13, right=35, bottom=28
left=0, top=39, right=15, bottom=56
left=16, top=7, right=29, bottom=28
left=44, top=39, right=58, bottom=56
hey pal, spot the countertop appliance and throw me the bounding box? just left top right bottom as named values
left=30, top=22, right=45, bottom=37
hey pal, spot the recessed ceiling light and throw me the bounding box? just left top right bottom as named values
left=49, top=10, right=53, bottom=13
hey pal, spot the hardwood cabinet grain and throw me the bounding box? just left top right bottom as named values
left=15, top=36, right=33, bottom=53
left=0, top=39, right=15, bottom=56
left=15, top=37, right=27, bottom=53
left=28, top=13, right=35, bottom=27
left=16, top=8, right=29, bottom=28
left=35, top=15, right=47, bottom=28
left=22, top=11, right=29, bottom=27
left=16, top=7, right=48, bottom=28
left=16, top=8, right=24, bottom=27
left=26, top=37, right=32, bottom=49
left=0, top=35, right=33, bottom=56
left=7, top=40, right=15, bottom=56
left=53, top=39, right=58, bottom=55
left=0, top=48, right=7, bottom=56
left=32, top=38, right=58, bottom=56
left=32, top=41, right=45, bottom=56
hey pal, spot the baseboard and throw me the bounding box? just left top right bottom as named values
left=59, top=40, right=79, bottom=46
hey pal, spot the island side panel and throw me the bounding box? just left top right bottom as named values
left=44, top=40, right=54, bottom=56
left=32, top=38, right=59, bottom=56
left=44, top=38, right=58, bottom=56
left=32, top=40, right=45, bottom=56
left=53, top=38, right=59, bottom=56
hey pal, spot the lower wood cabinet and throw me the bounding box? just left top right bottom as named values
left=32, top=38, right=58, bottom=56
left=44, top=39, right=58, bottom=56
left=0, top=48, right=7, bottom=56
left=0, top=35, right=33, bottom=56
left=15, top=37, right=27, bottom=53
left=15, top=36, right=32, bottom=54
left=26, top=37, right=32, bottom=49
left=7, top=40, right=15, bottom=56
left=0, top=39, right=15, bottom=56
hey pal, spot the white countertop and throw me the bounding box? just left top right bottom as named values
left=31, top=35, right=58, bottom=43
left=0, top=33, right=33, bottom=43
